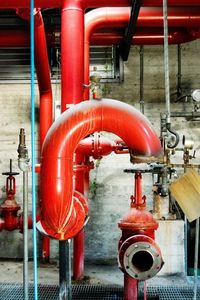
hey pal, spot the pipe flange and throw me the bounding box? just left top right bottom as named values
left=119, top=235, right=163, bottom=281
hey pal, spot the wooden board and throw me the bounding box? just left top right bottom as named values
left=169, top=169, right=200, bottom=222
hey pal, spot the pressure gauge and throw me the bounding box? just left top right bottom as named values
left=191, top=89, right=200, bottom=102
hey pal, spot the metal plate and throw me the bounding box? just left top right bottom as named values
left=0, top=283, right=200, bottom=300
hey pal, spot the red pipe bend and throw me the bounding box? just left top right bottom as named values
left=84, top=6, right=200, bottom=98
left=38, top=99, right=161, bottom=240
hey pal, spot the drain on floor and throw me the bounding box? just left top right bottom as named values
left=0, top=283, right=200, bottom=300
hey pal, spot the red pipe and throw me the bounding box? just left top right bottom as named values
left=0, top=27, right=199, bottom=49
left=61, top=0, right=85, bottom=111
left=91, top=28, right=200, bottom=45
left=34, top=11, right=53, bottom=263
left=17, top=8, right=53, bottom=262
left=0, top=212, right=40, bottom=232
left=124, top=274, right=138, bottom=300
left=17, top=9, right=53, bottom=148
left=38, top=98, right=161, bottom=240
left=84, top=7, right=200, bottom=98
left=73, top=159, right=86, bottom=280
left=0, top=0, right=200, bottom=8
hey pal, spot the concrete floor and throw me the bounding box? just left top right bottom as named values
left=0, top=260, right=197, bottom=287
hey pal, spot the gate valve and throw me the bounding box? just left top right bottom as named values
left=0, top=159, right=20, bottom=211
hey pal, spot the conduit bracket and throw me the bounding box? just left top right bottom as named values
left=119, top=0, right=142, bottom=61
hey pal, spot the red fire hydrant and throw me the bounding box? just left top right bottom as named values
left=0, top=159, right=21, bottom=231
left=118, top=171, right=164, bottom=300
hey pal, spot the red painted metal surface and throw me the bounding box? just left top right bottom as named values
left=91, top=28, right=200, bottom=45
left=0, top=27, right=199, bottom=49
left=61, top=0, right=84, bottom=111
left=0, top=170, right=40, bottom=231
left=0, top=0, right=200, bottom=8
left=118, top=172, right=163, bottom=298
left=34, top=10, right=53, bottom=149
left=73, top=158, right=86, bottom=280
left=124, top=274, right=138, bottom=300
left=84, top=7, right=200, bottom=98
left=38, top=99, right=161, bottom=240
left=17, top=8, right=53, bottom=262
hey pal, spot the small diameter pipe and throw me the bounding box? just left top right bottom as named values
left=177, top=44, right=182, bottom=96
left=193, top=218, right=199, bottom=300
left=139, top=45, right=144, bottom=114
left=18, top=128, right=30, bottom=300
left=163, top=0, right=171, bottom=124
left=23, top=171, right=29, bottom=300
left=30, top=0, right=38, bottom=299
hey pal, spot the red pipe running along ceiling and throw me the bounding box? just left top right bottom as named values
left=0, top=27, right=199, bottom=48
left=0, top=0, right=199, bottom=8
left=91, top=28, right=200, bottom=45
left=38, top=99, right=161, bottom=240
left=83, top=6, right=200, bottom=99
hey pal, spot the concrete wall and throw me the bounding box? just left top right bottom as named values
left=0, top=41, right=199, bottom=276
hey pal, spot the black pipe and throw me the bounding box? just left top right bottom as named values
left=59, top=240, right=72, bottom=300
left=171, top=111, right=200, bottom=118
left=119, top=0, right=141, bottom=61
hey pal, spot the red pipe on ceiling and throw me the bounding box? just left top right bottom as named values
left=0, top=0, right=200, bottom=8
left=84, top=6, right=200, bottom=99
left=0, top=27, right=199, bottom=48
left=91, top=28, right=200, bottom=45
left=38, top=98, right=161, bottom=240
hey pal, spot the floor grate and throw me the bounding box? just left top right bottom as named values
left=0, top=283, right=200, bottom=300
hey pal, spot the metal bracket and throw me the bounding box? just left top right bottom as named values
left=119, top=0, right=142, bottom=61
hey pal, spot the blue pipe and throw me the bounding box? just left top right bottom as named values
left=30, top=1, right=38, bottom=299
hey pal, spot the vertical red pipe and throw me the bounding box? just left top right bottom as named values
left=73, top=157, right=85, bottom=280
left=124, top=274, right=138, bottom=300
left=17, top=8, right=53, bottom=262
left=134, top=172, right=143, bottom=205
left=61, top=0, right=84, bottom=111
left=61, top=0, right=85, bottom=279
left=34, top=10, right=53, bottom=263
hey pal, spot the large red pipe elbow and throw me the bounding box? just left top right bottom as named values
left=38, top=99, right=161, bottom=240
left=84, top=7, right=200, bottom=98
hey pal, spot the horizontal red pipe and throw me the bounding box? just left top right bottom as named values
left=38, top=99, right=161, bottom=240
left=91, top=28, right=200, bottom=45
left=0, top=0, right=200, bottom=8
left=0, top=27, right=199, bottom=48
left=0, top=213, right=40, bottom=232
left=86, top=7, right=200, bottom=42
